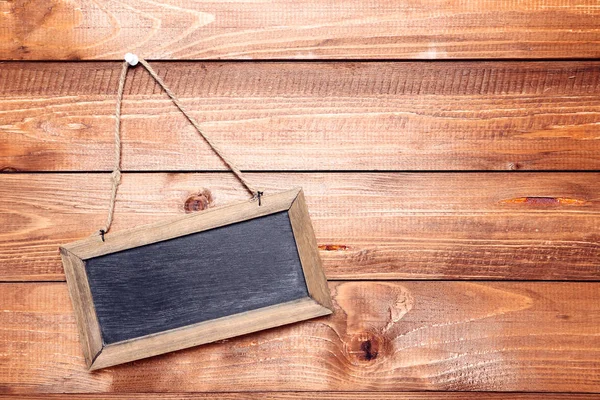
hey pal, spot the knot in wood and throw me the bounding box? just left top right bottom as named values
left=508, top=162, right=522, bottom=170
left=184, top=189, right=213, bottom=213
left=345, top=332, right=387, bottom=365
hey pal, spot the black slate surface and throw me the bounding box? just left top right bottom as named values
left=84, top=211, right=308, bottom=344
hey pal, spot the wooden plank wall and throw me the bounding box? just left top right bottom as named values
left=3, top=0, right=600, bottom=59
left=2, top=0, right=600, bottom=398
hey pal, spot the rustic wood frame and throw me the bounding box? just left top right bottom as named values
left=60, top=188, right=333, bottom=370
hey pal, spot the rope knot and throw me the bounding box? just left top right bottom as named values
left=111, top=170, right=122, bottom=185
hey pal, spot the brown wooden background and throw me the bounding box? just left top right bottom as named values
left=2, top=0, right=600, bottom=398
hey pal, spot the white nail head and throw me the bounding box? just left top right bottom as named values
left=124, top=53, right=139, bottom=66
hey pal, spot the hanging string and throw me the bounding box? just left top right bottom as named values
left=98, top=60, right=128, bottom=240
left=136, top=58, right=260, bottom=195
left=98, top=54, right=262, bottom=240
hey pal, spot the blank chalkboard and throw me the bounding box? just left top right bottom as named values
left=85, top=211, right=308, bottom=344
left=60, top=188, right=333, bottom=370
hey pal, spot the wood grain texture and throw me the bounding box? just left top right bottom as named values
left=2, top=394, right=600, bottom=399
left=3, top=61, right=600, bottom=171
left=288, top=189, right=333, bottom=310
left=1, top=281, right=599, bottom=393
left=59, top=248, right=102, bottom=368
left=3, top=0, right=600, bottom=60
left=2, top=172, right=600, bottom=282
left=63, top=188, right=300, bottom=259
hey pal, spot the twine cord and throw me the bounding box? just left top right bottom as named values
left=98, top=56, right=261, bottom=240
left=98, top=61, right=127, bottom=240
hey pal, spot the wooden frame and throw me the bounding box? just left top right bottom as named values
left=60, top=188, right=333, bottom=370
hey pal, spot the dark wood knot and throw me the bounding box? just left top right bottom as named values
left=345, top=332, right=387, bottom=365
left=508, top=162, right=522, bottom=170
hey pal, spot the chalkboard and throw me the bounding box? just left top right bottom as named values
left=86, top=211, right=308, bottom=344
left=60, top=188, right=333, bottom=370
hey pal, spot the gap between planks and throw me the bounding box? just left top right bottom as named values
left=1, top=393, right=600, bottom=399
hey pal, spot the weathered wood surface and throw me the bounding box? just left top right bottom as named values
left=3, top=172, right=600, bottom=282
left=1, top=281, right=599, bottom=393
left=2, top=394, right=600, bottom=399
left=3, top=62, right=600, bottom=172
left=3, top=0, right=599, bottom=397
left=3, top=0, right=600, bottom=60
